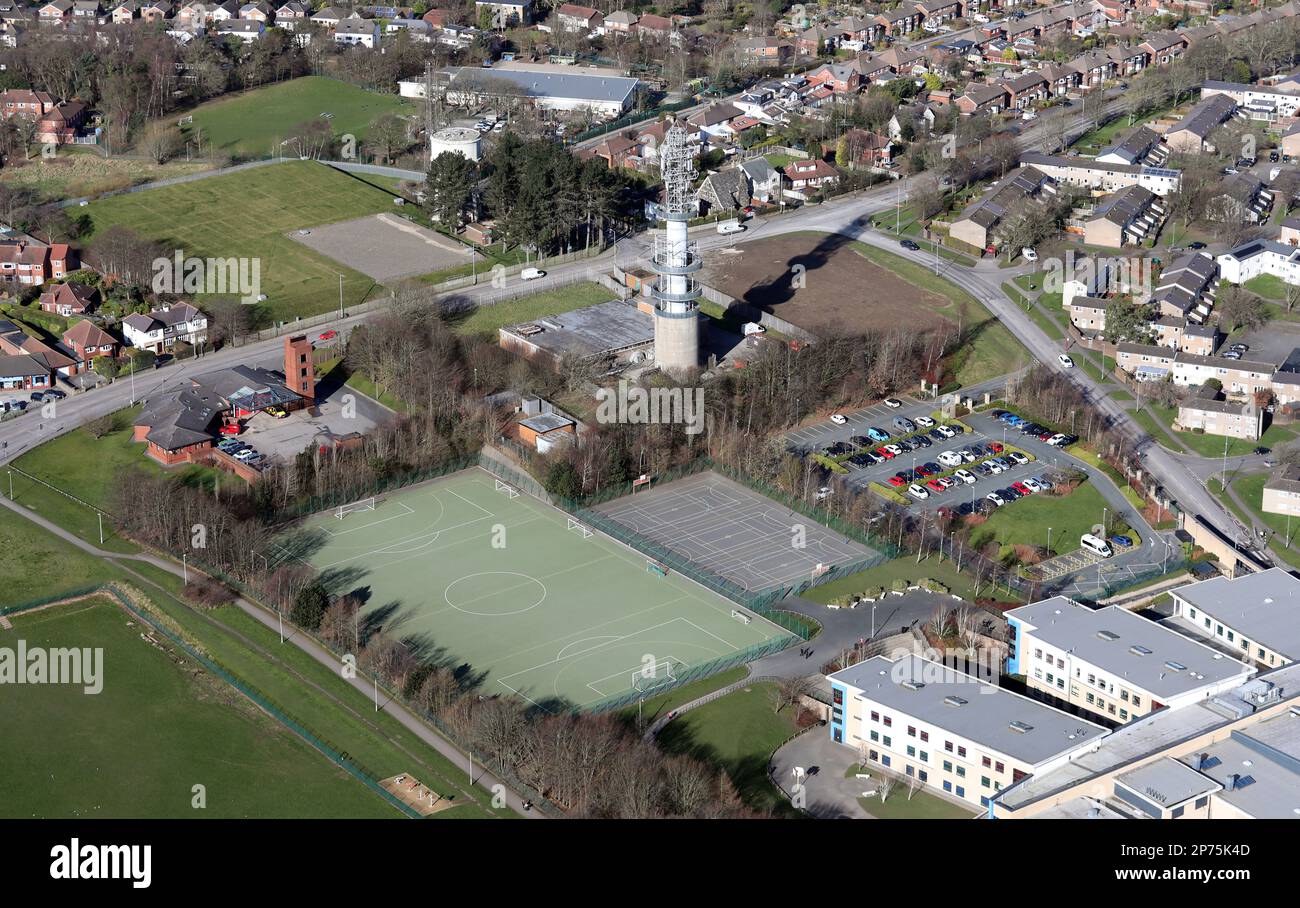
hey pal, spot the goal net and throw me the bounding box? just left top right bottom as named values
left=631, top=660, right=678, bottom=694
left=336, top=497, right=376, bottom=519
left=811, top=562, right=832, bottom=583
left=567, top=517, right=593, bottom=538
left=731, top=608, right=752, bottom=625
left=495, top=479, right=520, bottom=499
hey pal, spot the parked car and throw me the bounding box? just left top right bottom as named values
left=1058, top=353, right=1074, bottom=368
left=893, top=416, right=916, bottom=433
left=1033, top=476, right=1053, bottom=491
left=830, top=413, right=847, bottom=425
left=926, top=479, right=946, bottom=493
left=986, top=491, right=1006, bottom=507
left=935, top=424, right=957, bottom=439
left=1007, top=451, right=1029, bottom=466
left=912, top=434, right=932, bottom=448
left=867, top=427, right=891, bottom=443
left=954, top=469, right=977, bottom=485
left=520, top=267, right=546, bottom=280
left=899, top=240, right=920, bottom=251
left=29, top=391, right=43, bottom=402
left=44, top=388, right=66, bottom=401
left=915, top=415, right=935, bottom=428
left=883, top=398, right=903, bottom=409
left=938, top=450, right=964, bottom=467
left=986, top=459, right=1005, bottom=474
left=889, top=474, right=908, bottom=487
left=1021, top=247, right=1038, bottom=262
left=908, top=483, right=930, bottom=500
left=988, top=442, right=1004, bottom=453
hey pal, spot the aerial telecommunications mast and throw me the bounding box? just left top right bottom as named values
left=650, top=123, right=701, bottom=376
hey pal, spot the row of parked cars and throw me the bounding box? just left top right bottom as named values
left=217, top=437, right=269, bottom=471
left=825, top=416, right=968, bottom=467
left=1, top=387, right=65, bottom=413
left=989, top=410, right=1078, bottom=448
left=890, top=444, right=1034, bottom=502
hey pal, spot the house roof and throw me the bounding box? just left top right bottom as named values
left=63, top=318, right=116, bottom=349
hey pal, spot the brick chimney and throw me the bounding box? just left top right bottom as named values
left=284, top=334, right=315, bottom=402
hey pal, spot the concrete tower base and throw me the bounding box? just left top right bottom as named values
left=654, top=309, right=700, bottom=377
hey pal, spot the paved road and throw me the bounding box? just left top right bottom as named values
left=0, top=493, right=540, bottom=819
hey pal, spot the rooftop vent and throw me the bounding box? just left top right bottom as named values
left=901, top=680, right=925, bottom=691
left=1097, top=630, right=1120, bottom=642
left=943, top=695, right=968, bottom=707
left=1129, top=645, right=1153, bottom=656
left=1009, top=720, right=1034, bottom=734
left=1164, top=661, right=1187, bottom=672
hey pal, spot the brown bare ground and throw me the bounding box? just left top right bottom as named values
left=700, top=232, right=957, bottom=336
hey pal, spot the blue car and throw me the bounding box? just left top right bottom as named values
left=1109, top=535, right=1134, bottom=549
left=866, top=427, right=891, bottom=443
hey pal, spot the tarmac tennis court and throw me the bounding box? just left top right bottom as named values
left=290, top=469, right=792, bottom=710
left=591, top=472, right=881, bottom=592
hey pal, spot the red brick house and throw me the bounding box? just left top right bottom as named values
left=0, top=241, right=75, bottom=287
left=0, top=89, right=56, bottom=119
left=39, top=281, right=100, bottom=316
left=805, top=62, right=862, bottom=94
left=35, top=101, right=88, bottom=145
left=955, top=82, right=1009, bottom=115
left=875, top=7, right=920, bottom=36
left=1000, top=71, right=1049, bottom=110
left=62, top=319, right=119, bottom=373
left=826, top=128, right=893, bottom=168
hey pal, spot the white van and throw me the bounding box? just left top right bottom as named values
left=717, top=219, right=745, bottom=235
left=520, top=267, right=545, bottom=281
left=1080, top=533, right=1114, bottom=558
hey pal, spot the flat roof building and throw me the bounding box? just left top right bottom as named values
left=498, top=298, right=654, bottom=368
left=1168, top=567, right=1300, bottom=668
left=1007, top=596, right=1255, bottom=724
left=439, top=66, right=638, bottom=118
left=828, top=653, right=1108, bottom=810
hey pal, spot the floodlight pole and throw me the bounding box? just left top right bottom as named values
left=279, top=609, right=284, bottom=644
left=182, top=553, right=188, bottom=584
left=98, top=511, right=103, bottom=545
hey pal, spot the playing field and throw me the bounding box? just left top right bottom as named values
left=83, top=160, right=396, bottom=322
left=0, top=597, right=397, bottom=818
left=285, top=470, right=793, bottom=710
left=183, top=76, right=415, bottom=159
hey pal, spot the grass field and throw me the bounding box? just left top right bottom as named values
left=1133, top=401, right=1295, bottom=457
left=801, top=555, right=991, bottom=604
left=858, top=785, right=976, bottom=819
left=82, top=160, right=396, bottom=322
left=654, top=681, right=802, bottom=813
left=1213, top=473, right=1300, bottom=570
left=446, top=282, right=615, bottom=337
left=0, top=596, right=398, bottom=818
left=0, top=500, right=501, bottom=818
left=283, top=469, right=793, bottom=710
left=8, top=407, right=219, bottom=553
left=183, top=76, right=414, bottom=159
left=0, top=149, right=214, bottom=204
left=969, top=481, right=1113, bottom=557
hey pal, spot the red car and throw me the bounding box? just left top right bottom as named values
left=888, top=475, right=907, bottom=487
left=988, top=442, right=1004, bottom=453
left=319, top=329, right=339, bottom=341
left=917, top=464, right=938, bottom=477
left=926, top=479, right=945, bottom=493
left=877, top=447, right=896, bottom=460
left=1012, top=481, right=1032, bottom=495
left=218, top=423, right=241, bottom=436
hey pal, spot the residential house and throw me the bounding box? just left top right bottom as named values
left=831, top=128, right=892, bottom=169
left=695, top=168, right=749, bottom=215
left=1084, top=185, right=1163, bottom=248
left=333, top=15, right=378, bottom=46
left=1165, top=94, right=1237, bottom=154
left=111, top=0, right=137, bottom=22
left=0, top=241, right=75, bottom=286
left=215, top=16, right=263, bottom=39
left=1176, top=395, right=1263, bottom=441
left=555, top=3, right=600, bottom=32
left=739, top=156, right=780, bottom=203
left=1140, top=31, right=1187, bottom=66
left=805, top=62, right=861, bottom=95
left=875, top=8, right=920, bottom=37
left=1000, top=71, right=1048, bottom=110
left=62, top=319, right=119, bottom=374
left=955, top=81, right=1008, bottom=116
left=602, top=8, right=635, bottom=33
left=0, top=89, right=55, bottom=119
left=39, top=281, right=99, bottom=316
left=475, top=0, right=530, bottom=28
left=1017, top=151, right=1181, bottom=197
left=37, top=0, right=73, bottom=26
left=121, top=302, right=208, bottom=353
left=140, top=0, right=170, bottom=20
left=736, top=36, right=794, bottom=66
left=1264, top=463, right=1300, bottom=519
left=782, top=157, right=839, bottom=192
left=1204, top=174, right=1272, bottom=225
left=949, top=166, right=1058, bottom=252
left=35, top=100, right=87, bottom=145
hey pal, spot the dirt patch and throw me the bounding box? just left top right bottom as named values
left=700, top=232, right=958, bottom=336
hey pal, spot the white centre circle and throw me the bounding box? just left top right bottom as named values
left=444, top=572, right=547, bottom=616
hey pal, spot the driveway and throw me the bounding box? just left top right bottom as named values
left=769, top=727, right=875, bottom=819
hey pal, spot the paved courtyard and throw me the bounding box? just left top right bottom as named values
left=290, top=212, right=481, bottom=282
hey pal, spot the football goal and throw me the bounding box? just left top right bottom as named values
left=567, top=517, right=593, bottom=538
left=646, top=560, right=669, bottom=578
left=731, top=609, right=752, bottom=625
left=631, top=661, right=678, bottom=694
left=495, top=479, right=520, bottom=499
left=336, top=497, right=376, bottom=519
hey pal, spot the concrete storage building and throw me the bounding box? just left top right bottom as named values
left=497, top=298, right=655, bottom=369
left=428, top=126, right=482, bottom=162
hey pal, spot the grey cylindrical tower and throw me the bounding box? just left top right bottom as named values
left=651, top=124, right=700, bottom=375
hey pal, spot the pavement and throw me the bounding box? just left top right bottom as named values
left=769, top=728, right=877, bottom=819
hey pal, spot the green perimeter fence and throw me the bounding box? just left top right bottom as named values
left=1, top=583, right=426, bottom=819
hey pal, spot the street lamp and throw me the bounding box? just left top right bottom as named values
left=871, top=603, right=877, bottom=641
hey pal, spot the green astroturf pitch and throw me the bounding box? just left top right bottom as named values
left=286, top=469, right=791, bottom=710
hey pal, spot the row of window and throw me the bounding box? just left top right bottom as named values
left=1186, top=606, right=1277, bottom=666
left=863, top=722, right=1005, bottom=776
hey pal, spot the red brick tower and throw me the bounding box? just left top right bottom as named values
left=284, top=334, right=315, bottom=402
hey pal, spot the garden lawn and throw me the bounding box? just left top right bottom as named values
left=81, top=160, right=395, bottom=322
left=969, top=481, right=1113, bottom=557
left=859, top=786, right=977, bottom=819
left=801, top=555, right=1000, bottom=605
left=184, top=76, right=414, bottom=159
left=446, top=282, right=615, bottom=337
left=0, top=596, right=397, bottom=818
left=1135, top=401, right=1295, bottom=457
left=654, top=682, right=803, bottom=813
left=1216, top=473, right=1300, bottom=570
left=8, top=407, right=219, bottom=553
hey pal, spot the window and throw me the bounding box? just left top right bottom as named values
left=1056, top=677, right=1065, bottom=690
left=1119, top=709, right=1128, bottom=720
left=834, top=688, right=844, bottom=705
left=981, top=776, right=991, bottom=788
left=883, top=716, right=892, bottom=727
left=907, top=745, right=916, bottom=758
left=883, top=736, right=891, bottom=748
left=1045, top=672, right=1054, bottom=685
left=920, top=731, right=929, bottom=743
left=920, top=751, right=928, bottom=763
left=869, top=710, right=878, bottom=722
left=870, top=731, right=879, bottom=743
left=1086, top=693, right=1095, bottom=704
left=1034, top=648, right=1042, bottom=659
left=943, top=760, right=953, bottom=772
left=944, top=741, right=953, bottom=753
left=956, top=786, right=964, bottom=798
left=943, top=780, right=952, bottom=792
left=1056, top=657, right=1064, bottom=669
left=1171, top=805, right=1184, bottom=819
left=1195, top=796, right=1208, bottom=809
left=919, top=770, right=928, bottom=783
left=957, top=766, right=965, bottom=778
left=957, top=746, right=966, bottom=758
left=1187, top=607, right=1196, bottom=619
left=994, top=762, right=1004, bottom=774
left=907, top=726, right=916, bottom=738
left=982, top=756, right=991, bottom=768
left=1132, top=696, right=1140, bottom=708
left=906, top=765, right=914, bottom=777
left=882, top=755, right=891, bottom=767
